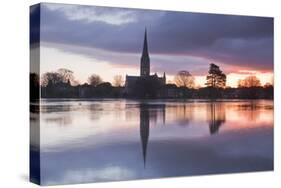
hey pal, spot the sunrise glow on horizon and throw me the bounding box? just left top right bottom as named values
left=33, top=3, right=273, bottom=89
left=40, top=44, right=273, bottom=88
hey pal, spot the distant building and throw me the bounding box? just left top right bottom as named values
left=125, top=29, right=166, bottom=96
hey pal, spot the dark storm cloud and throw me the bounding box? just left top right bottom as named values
left=150, top=12, right=272, bottom=52
left=30, top=4, right=40, bottom=45
left=39, top=3, right=273, bottom=72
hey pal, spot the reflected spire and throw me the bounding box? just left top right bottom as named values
left=140, top=104, right=149, bottom=167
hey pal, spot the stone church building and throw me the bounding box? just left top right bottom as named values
left=125, top=29, right=166, bottom=96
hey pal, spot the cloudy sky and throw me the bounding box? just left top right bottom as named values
left=31, top=3, right=274, bottom=87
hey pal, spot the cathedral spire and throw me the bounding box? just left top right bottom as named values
left=142, top=28, right=149, bottom=57
left=140, top=28, right=150, bottom=76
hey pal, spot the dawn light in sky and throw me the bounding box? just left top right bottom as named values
left=32, top=3, right=273, bottom=87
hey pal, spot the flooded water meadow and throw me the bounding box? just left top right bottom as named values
left=30, top=99, right=273, bottom=185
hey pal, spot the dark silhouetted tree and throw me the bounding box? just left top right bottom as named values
left=30, top=73, right=40, bottom=101
left=174, top=70, right=195, bottom=88
left=205, top=63, right=226, bottom=99
left=206, top=63, right=226, bottom=88
left=41, top=72, right=63, bottom=87
left=57, top=68, right=74, bottom=84
left=88, top=74, right=102, bottom=86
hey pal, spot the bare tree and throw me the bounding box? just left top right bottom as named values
left=57, top=68, right=74, bottom=83
left=88, top=74, right=102, bottom=86
left=41, top=72, right=63, bottom=87
left=174, top=70, right=195, bottom=88
left=238, top=76, right=261, bottom=88
left=113, top=75, right=124, bottom=87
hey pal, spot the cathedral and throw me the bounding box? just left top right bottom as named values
left=125, top=29, right=166, bottom=96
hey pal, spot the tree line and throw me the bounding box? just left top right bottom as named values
left=41, top=68, right=125, bottom=87
left=173, top=63, right=272, bottom=89
left=170, top=63, right=272, bottom=99
left=30, top=63, right=273, bottom=100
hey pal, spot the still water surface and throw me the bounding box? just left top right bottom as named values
left=31, top=99, right=273, bottom=185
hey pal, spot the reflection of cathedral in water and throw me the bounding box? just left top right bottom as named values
left=139, top=103, right=165, bottom=167
left=138, top=102, right=226, bottom=167
left=140, top=104, right=149, bottom=167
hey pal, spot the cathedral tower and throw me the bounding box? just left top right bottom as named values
left=140, top=29, right=150, bottom=77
